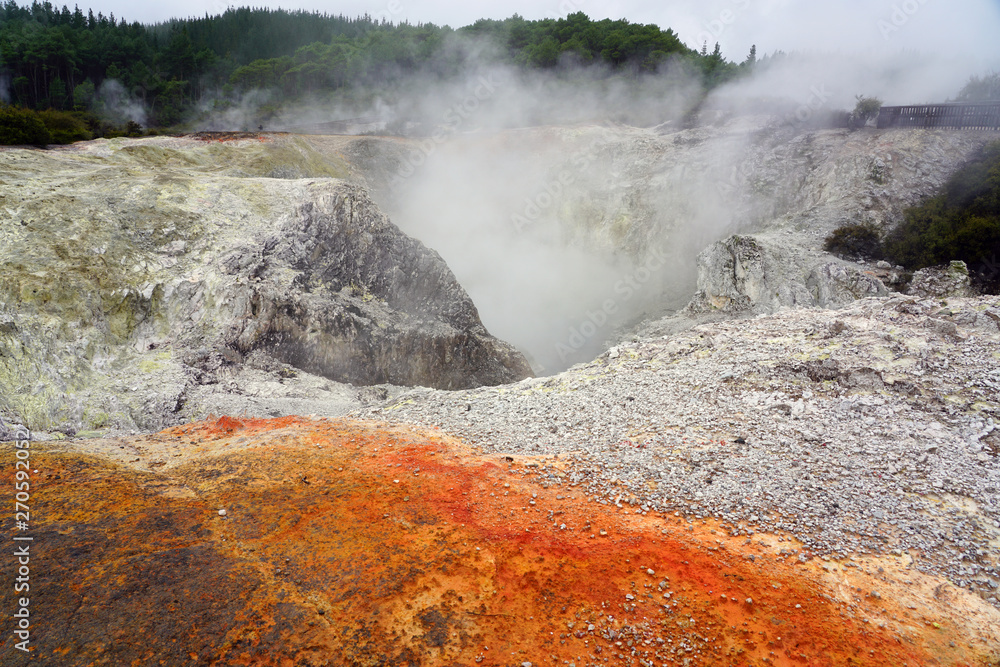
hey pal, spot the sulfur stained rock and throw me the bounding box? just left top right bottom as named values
left=0, top=135, right=530, bottom=435
left=907, top=260, right=975, bottom=298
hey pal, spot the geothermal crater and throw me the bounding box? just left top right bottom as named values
left=1, top=123, right=999, bottom=666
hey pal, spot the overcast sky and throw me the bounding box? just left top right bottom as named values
left=83, top=0, right=1000, bottom=68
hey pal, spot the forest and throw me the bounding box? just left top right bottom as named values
left=0, top=1, right=755, bottom=141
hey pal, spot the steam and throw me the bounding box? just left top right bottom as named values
left=707, top=51, right=998, bottom=112
left=355, top=34, right=1000, bottom=373
left=172, top=6, right=1000, bottom=373
left=372, top=59, right=734, bottom=373
left=193, top=88, right=274, bottom=131
left=96, top=79, right=148, bottom=126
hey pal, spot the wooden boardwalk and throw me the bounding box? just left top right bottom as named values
left=876, top=103, right=1000, bottom=130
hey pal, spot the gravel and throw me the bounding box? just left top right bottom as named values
left=360, top=295, right=1000, bottom=607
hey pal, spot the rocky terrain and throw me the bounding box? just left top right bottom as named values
left=1, top=123, right=994, bottom=434
left=2, top=416, right=996, bottom=666
left=0, top=134, right=530, bottom=435
left=363, top=294, right=1000, bottom=608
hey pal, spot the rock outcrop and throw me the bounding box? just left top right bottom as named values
left=684, top=233, right=888, bottom=315
left=0, top=135, right=530, bottom=435
left=907, top=260, right=975, bottom=298
left=224, top=189, right=532, bottom=388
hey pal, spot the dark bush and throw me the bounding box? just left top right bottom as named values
left=0, top=105, right=52, bottom=145
left=823, top=221, right=884, bottom=260
left=124, top=120, right=144, bottom=137
left=884, top=141, right=1000, bottom=279
left=849, top=95, right=882, bottom=129
left=37, top=109, right=92, bottom=144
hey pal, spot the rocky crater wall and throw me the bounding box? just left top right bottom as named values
left=331, top=122, right=996, bottom=371
left=0, top=135, right=530, bottom=436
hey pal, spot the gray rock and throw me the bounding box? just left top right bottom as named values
left=228, top=189, right=532, bottom=389
left=907, top=260, right=974, bottom=298
left=0, top=417, right=29, bottom=442
left=684, top=234, right=887, bottom=315
left=0, top=136, right=530, bottom=434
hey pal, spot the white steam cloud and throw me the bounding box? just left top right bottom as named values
left=367, top=59, right=735, bottom=372
left=347, top=25, right=998, bottom=373
left=176, top=1, right=1000, bottom=373
left=96, top=79, right=148, bottom=126
left=193, top=88, right=275, bottom=131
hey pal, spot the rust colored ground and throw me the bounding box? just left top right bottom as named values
left=1, top=416, right=997, bottom=666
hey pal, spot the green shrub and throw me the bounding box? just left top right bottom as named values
left=884, top=140, right=1000, bottom=278
left=124, top=120, right=144, bottom=137
left=850, top=95, right=882, bottom=129
left=0, top=105, right=52, bottom=145
left=823, top=221, right=884, bottom=259
left=37, top=109, right=92, bottom=144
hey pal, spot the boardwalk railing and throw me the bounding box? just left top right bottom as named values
left=876, top=103, right=1000, bottom=130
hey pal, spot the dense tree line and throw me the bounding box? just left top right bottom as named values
left=0, top=2, right=383, bottom=125
left=0, top=2, right=751, bottom=140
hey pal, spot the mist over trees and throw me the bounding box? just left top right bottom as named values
left=0, top=1, right=755, bottom=137
left=954, top=71, right=1000, bottom=102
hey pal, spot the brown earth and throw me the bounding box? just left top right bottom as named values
left=1, top=417, right=997, bottom=666
left=189, top=131, right=284, bottom=142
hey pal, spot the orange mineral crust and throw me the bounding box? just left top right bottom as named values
left=2, top=416, right=997, bottom=666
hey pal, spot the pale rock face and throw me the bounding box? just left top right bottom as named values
left=684, top=234, right=888, bottom=315
left=221, top=189, right=532, bottom=388
left=0, top=135, right=530, bottom=435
